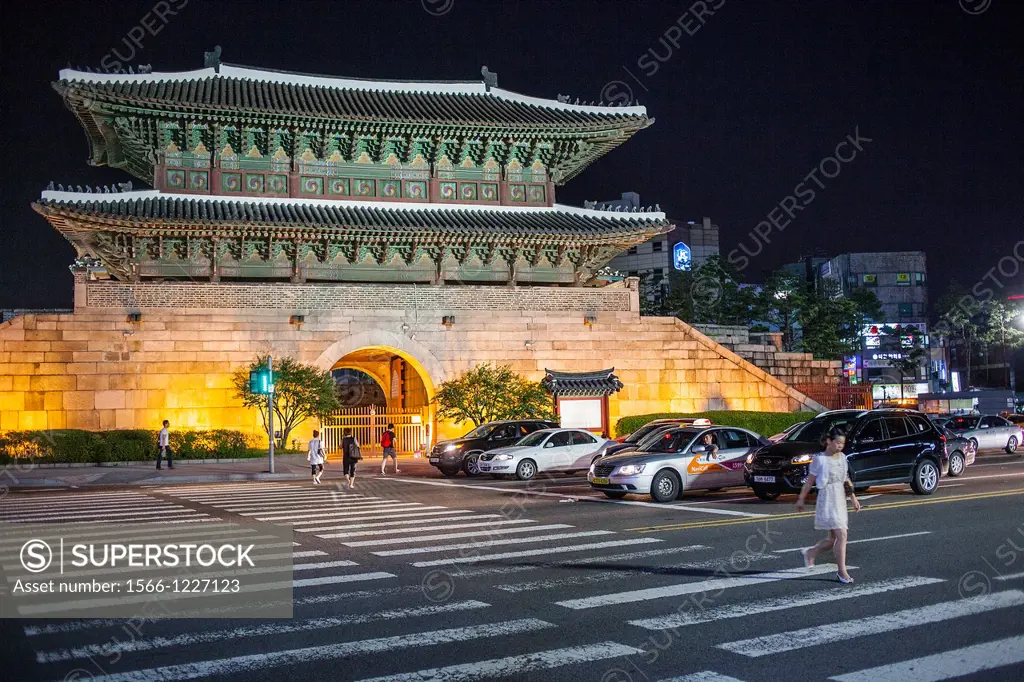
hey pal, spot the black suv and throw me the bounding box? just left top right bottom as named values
left=429, top=420, right=559, bottom=477
left=743, top=409, right=947, bottom=500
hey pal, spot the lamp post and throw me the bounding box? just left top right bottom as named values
left=268, top=356, right=275, bottom=474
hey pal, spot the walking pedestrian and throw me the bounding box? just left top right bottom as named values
left=380, top=423, right=399, bottom=475
left=342, top=428, right=361, bottom=489
left=157, top=419, right=174, bottom=469
left=795, top=426, right=861, bottom=583
left=307, top=429, right=325, bottom=485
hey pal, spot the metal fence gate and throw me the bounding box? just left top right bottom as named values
left=321, top=406, right=430, bottom=456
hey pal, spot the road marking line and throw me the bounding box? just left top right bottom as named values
left=556, top=564, right=844, bottom=610
left=0, top=505, right=194, bottom=520
left=297, top=510, right=486, bottom=532
left=773, top=532, right=932, bottom=553
left=829, top=634, right=1024, bottom=682
left=324, top=519, right=538, bottom=540
left=450, top=545, right=711, bottom=578
left=953, top=471, right=1024, bottom=481
left=74, top=619, right=555, bottom=681
left=656, top=673, right=748, bottom=682
left=242, top=503, right=433, bottom=520
left=383, top=478, right=769, bottom=517
left=0, top=525, right=260, bottom=550
left=719, top=589, right=1024, bottom=657
left=628, top=487, right=1024, bottom=532
left=35, top=600, right=492, bottom=664
left=203, top=493, right=380, bottom=505
left=312, top=514, right=505, bottom=536
left=373, top=530, right=615, bottom=556
left=628, top=576, right=944, bottom=630
left=412, top=538, right=664, bottom=567
left=354, top=641, right=644, bottom=682
left=498, top=555, right=781, bottom=593
left=995, top=571, right=1024, bottom=581
left=345, top=523, right=571, bottom=547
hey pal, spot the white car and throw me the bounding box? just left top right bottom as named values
left=476, top=428, right=607, bottom=480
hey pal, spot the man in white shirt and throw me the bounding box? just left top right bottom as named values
left=158, top=419, right=174, bottom=470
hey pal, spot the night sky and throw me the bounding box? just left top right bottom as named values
left=1, top=0, right=1021, bottom=309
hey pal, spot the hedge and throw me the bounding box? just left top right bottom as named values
left=615, top=411, right=816, bottom=440
left=0, top=429, right=269, bottom=464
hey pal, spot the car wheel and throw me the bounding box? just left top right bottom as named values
left=650, top=470, right=681, bottom=503
left=752, top=485, right=781, bottom=501
left=440, top=468, right=460, bottom=478
left=602, top=491, right=627, bottom=499
left=463, top=452, right=482, bottom=477
left=516, top=459, right=537, bottom=481
left=911, top=459, right=939, bottom=495
left=1006, top=436, right=1019, bottom=454
left=948, top=451, right=966, bottom=477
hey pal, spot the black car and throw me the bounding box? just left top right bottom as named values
left=939, top=424, right=976, bottom=477
left=428, top=420, right=559, bottom=477
left=743, top=409, right=947, bottom=500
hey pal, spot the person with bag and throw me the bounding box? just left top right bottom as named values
left=380, top=423, right=399, bottom=475
left=342, top=428, right=361, bottom=490
left=795, top=426, right=862, bottom=584
left=307, top=429, right=326, bottom=485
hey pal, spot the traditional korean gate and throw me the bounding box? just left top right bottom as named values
left=321, top=406, right=430, bottom=456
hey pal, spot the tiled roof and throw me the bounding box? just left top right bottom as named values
left=56, top=65, right=649, bottom=126
left=34, top=191, right=671, bottom=239
left=542, top=368, right=624, bottom=396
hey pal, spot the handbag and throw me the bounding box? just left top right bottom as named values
left=350, top=442, right=362, bottom=461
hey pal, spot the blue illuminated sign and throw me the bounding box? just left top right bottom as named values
left=673, top=242, right=692, bottom=271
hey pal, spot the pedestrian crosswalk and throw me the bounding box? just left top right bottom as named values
left=0, top=490, right=217, bottom=523
left=9, top=483, right=1024, bottom=681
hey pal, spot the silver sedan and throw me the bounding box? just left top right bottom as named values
left=946, top=415, right=1023, bottom=454
left=588, top=426, right=769, bottom=502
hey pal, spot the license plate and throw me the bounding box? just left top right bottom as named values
left=754, top=475, right=776, bottom=484
left=429, top=458, right=439, bottom=464
left=592, top=477, right=609, bottom=485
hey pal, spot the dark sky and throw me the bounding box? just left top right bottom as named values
left=2, top=0, right=1021, bottom=309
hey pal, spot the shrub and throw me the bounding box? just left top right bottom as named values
left=0, top=429, right=264, bottom=464
left=615, top=411, right=816, bottom=440
left=104, top=430, right=156, bottom=461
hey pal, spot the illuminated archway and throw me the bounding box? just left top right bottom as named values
left=314, top=329, right=446, bottom=398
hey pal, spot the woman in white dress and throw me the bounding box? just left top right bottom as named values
left=795, top=426, right=861, bottom=583
left=307, top=430, right=325, bottom=485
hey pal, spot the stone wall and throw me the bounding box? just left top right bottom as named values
left=0, top=281, right=826, bottom=441
left=689, top=324, right=842, bottom=386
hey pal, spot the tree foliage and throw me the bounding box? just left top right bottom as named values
left=797, top=278, right=881, bottom=360
left=434, top=363, right=555, bottom=427
left=753, top=269, right=806, bottom=351
left=233, top=355, right=341, bottom=448
left=663, top=255, right=757, bottom=326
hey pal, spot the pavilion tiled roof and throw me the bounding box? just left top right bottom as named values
left=542, top=368, right=624, bottom=396
left=33, top=190, right=671, bottom=240
left=55, top=65, right=650, bottom=127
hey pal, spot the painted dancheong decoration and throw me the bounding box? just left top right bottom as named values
left=35, top=50, right=671, bottom=286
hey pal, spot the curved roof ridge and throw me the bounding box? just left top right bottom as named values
left=56, top=64, right=648, bottom=116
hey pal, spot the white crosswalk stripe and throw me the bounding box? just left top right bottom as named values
left=656, top=674, right=748, bottom=682
left=717, top=590, right=1024, bottom=657
left=374, top=529, right=615, bottom=556
left=829, top=634, right=1024, bottom=682
left=412, top=538, right=664, bottom=567
left=323, top=518, right=538, bottom=539
left=344, top=523, right=570, bottom=546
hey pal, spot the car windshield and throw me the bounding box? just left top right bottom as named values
left=635, top=426, right=677, bottom=448
left=626, top=422, right=669, bottom=443
left=516, top=431, right=551, bottom=447
left=463, top=424, right=497, bottom=439
left=787, top=414, right=860, bottom=442
left=640, top=430, right=700, bottom=454
left=947, top=416, right=980, bottom=430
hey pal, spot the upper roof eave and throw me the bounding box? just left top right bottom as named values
left=56, top=64, right=649, bottom=117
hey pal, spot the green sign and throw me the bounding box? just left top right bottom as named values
left=249, top=367, right=273, bottom=395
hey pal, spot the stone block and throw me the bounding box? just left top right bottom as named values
left=140, top=375, right=170, bottom=390
left=0, top=393, right=25, bottom=412
left=76, top=375, right=111, bottom=391
left=66, top=410, right=100, bottom=430
left=12, top=376, right=30, bottom=391
left=0, top=376, right=11, bottom=392
left=147, top=390, right=167, bottom=409
left=0, top=411, right=21, bottom=430
left=115, top=409, right=136, bottom=429
left=19, top=411, right=49, bottom=430
left=6, top=341, right=50, bottom=352
left=95, top=390, right=126, bottom=410
left=25, top=330, right=61, bottom=341
left=71, top=351, right=105, bottom=362
left=109, top=374, right=139, bottom=390
left=9, top=352, right=45, bottom=364
left=99, top=409, right=117, bottom=430
left=24, top=392, right=45, bottom=411
left=47, top=411, right=67, bottom=429
left=62, top=391, right=95, bottom=411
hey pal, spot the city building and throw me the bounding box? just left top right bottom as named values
left=599, top=192, right=719, bottom=303
left=819, top=251, right=940, bottom=402
left=0, top=56, right=831, bottom=445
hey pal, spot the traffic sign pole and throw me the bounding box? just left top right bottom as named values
left=267, top=356, right=275, bottom=474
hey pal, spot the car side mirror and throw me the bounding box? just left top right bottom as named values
left=544, top=441, right=555, bottom=448
left=692, top=445, right=706, bottom=454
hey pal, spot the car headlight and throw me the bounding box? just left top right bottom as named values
left=745, top=453, right=755, bottom=464
left=790, top=454, right=813, bottom=465
left=493, top=454, right=514, bottom=460
left=444, top=444, right=461, bottom=452
left=616, top=464, right=645, bottom=476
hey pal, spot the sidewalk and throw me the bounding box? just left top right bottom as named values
left=1, top=455, right=431, bottom=489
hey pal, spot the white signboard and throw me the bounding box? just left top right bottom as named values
left=558, top=398, right=603, bottom=429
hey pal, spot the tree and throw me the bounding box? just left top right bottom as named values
left=753, top=269, right=806, bottom=351
left=979, top=300, right=1024, bottom=388
left=233, top=355, right=341, bottom=448
left=663, top=255, right=756, bottom=326
left=935, top=281, right=980, bottom=388
left=797, top=278, right=880, bottom=360
left=434, top=363, right=555, bottom=427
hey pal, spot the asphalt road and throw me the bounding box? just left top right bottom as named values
left=2, top=453, right=1024, bottom=681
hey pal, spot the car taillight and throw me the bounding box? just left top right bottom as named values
left=939, top=434, right=946, bottom=442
